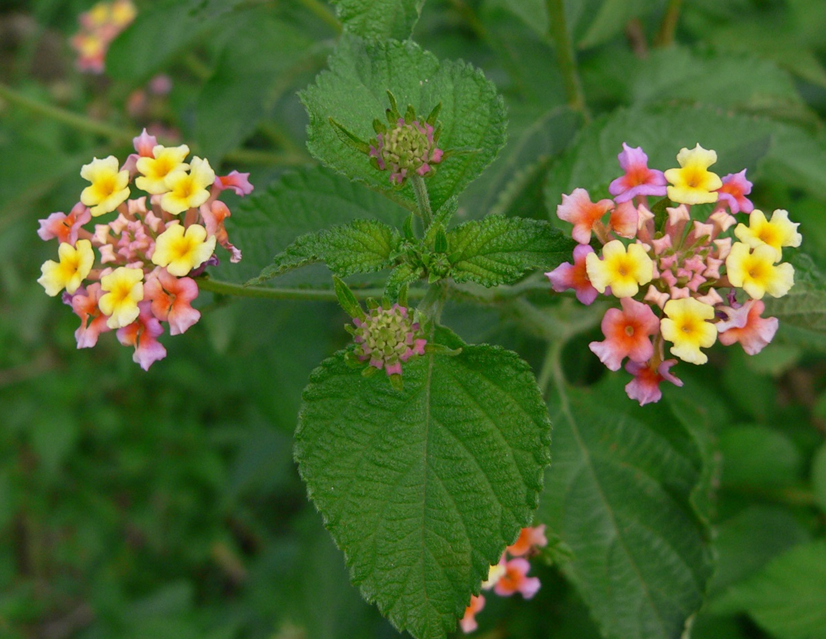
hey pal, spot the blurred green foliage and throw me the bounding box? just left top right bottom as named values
left=2, top=0, right=826, bottom=638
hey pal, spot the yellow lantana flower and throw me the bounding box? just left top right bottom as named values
left=660, top=297, right=717, bottom=365
left=734, top=209, right=802, bottom=260
left=135, top=144, right=190, bottom=195
left=726, top=242, right=794, bottom=299
left=99, top=266, right=144, bottom=328
left=38, top=239, right=95, bottom=296
left=160, top=157, right=215, bottom=215
left=664, top=144, right=723, bottom=205
left=585, top=240, right=653, bottom=298
left=151, top=223, right=216, bottom=276
left=80, top=156, right=130, bottom=216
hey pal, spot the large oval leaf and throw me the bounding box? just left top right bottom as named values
left=295, top=328, right=551, bottom=639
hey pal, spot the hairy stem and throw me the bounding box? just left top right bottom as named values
left=537, top=339, right=561, bottom=397
left=545, top=0, right=590, bottom=122
left=410, top=174, right=434, bottom=229
left=197, top=277, right=425, bottom=302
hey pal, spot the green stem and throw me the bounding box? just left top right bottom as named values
left=417, top=281, right=448, bottom=323
left=410, top=174, right=434, bottom=229
left=545, top=0, right=590, bottom=122
left=197, top=277, right=424, bottom=302
left=299, top=0, right=342, bottom=34
left=537, top=340, right=561, bottom=397
left=0, top=82, right=133, bottom=143
left=654, top=0, right=683, bottom=47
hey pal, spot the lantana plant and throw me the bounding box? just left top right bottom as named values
left=547, top=143, right=800, bottom=405
left=37, top=129, right=252, bottom=369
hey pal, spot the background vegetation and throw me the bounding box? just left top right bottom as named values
left=1, top=0, right=826, bottom=638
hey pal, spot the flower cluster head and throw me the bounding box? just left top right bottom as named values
left=460, top=525, right=547, bottom=633
left=70, top=0, right=136, bottom=73
left=37, top=129, right=253, bottom=370
left=547, top=143, right=800, bottom=405
left=344, top=299, right=427, bottom=389
left=368, top=92, right=444, bottom=186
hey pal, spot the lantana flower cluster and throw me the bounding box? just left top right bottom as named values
left=547, top=143, right=800, bottom=405
left=460, top=525, right=547, bottom=633
left=70, top=0, right=136, bottom=73
left=37, top=129, right=252, bottom=369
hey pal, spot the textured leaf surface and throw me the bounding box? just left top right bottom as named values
left=249, top=219, right=401, bottom=284
left=295, top=328, right=551, bottom=639
left=539, top=383, right=714, bottom=639
left=211, top=166, right=407, bottom=285
left=300, top=36, right=506, bottom=212
left=332, top=0, right=425, bottom=40
left=712, top=542, right=826, bottom=639
left=763, top=253, right=826, bottom=350
left=447, top=216, right=576, bottom=287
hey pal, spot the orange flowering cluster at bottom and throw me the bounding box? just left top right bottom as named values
left=460, top=525, right=547, bottom=633
left=37, top=130, right=252, bottom=370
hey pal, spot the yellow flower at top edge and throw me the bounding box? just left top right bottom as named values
left=80, top=156, right=131, bottom=216
left=151, top=223, right=216, bottom=276
left=160, top=157, right=216, bottom=215
left=734, top=209, right=802, bottom=260
left=726, top=242, right=795, bottom=300
left=135, top=144, right=190, bottom=195
left=664, top=144, right=723, bottom=205
left=661, top=297, right=717, bottom=365
left=99, top=266, right=144, bottom=329
left=585, top=240, right=653, bottom=298
left=37, top=239, right=95, bottom=296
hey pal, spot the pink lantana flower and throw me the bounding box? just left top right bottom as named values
left=38, top=203, right=91, bottom=245
left=116, top=301, right=166, bottom=371
left=609, top=200, right=639, bottom=238
left=717, top=300, right=779, bottom=355
left=201, top=200, right=242, bottom=263
left=215, top=171, right=254, bottom=197
left=556, top=188, right=614, bottom=244
left=624, top=359, right=683, bottom=406
left=493, top=558, right=541, bottom=599
left=507, top=525, right=548, bottom=557
left=608, top=143, right=667, bottom=203
left=71, top=283, right=111, bottom=348
left=715, top=169, right=754, bottom=215
left=589, top=297, right=660, bottom=371
left=460, top=595, right=485, bottom=634
left=545, top=244, right=598, bottom=305
left=144, top=269, right=201, bottom=336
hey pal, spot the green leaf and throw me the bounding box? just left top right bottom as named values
left=210, top=166, right=408, bottom=285
left=577, top=0, right=654, bottom=48
left=248, top=219, right=402, bottom=285
left=446, top=215, right=576, bottom=287
left=814, top=443, right=826, bottom=514
left=195, top=10, right=318, bottom=160
left=718, top=425, right=803, bottom=489
left=539, top=384, right=714, bottom=639
left=106, top=0, right=246, bottom=83
left=332, top=0, right=425, bottom=40
left=300, top=36, right=506, bottom=212
left=764, top=253, right=826, bottom=351
left=708, top=506, right=811, bottom=598
left=712, top=541, right=826, bottom=639
left=295, top=327, right=551, bottom=639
